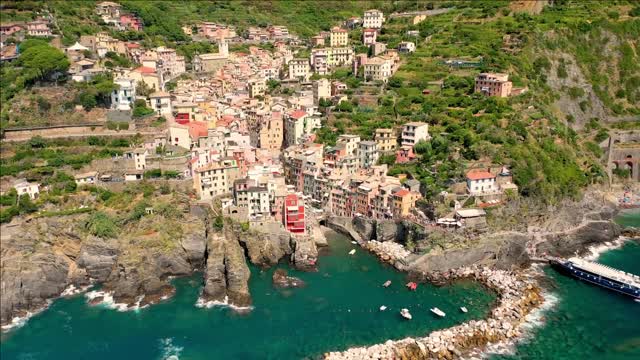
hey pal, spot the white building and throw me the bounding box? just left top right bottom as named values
left=124, top=170, right=144, bottom=181
left=358, top=140, right=379, bottom=169
left=168, top=124, right=191, bottom=150
left=74, top=171, right=98, bottom=185
left=336, top=134, right=361, bottom=157
left=247, top=186, right=270, bottom=217
left=398, top=41, right=416, bottom=53
left=126, top=148, right=149, bottom=170
left=401, top=122, right=430, bottom=147
left=311, top=47, right=354, bottom=73
left=466, top=170, right=497, bottom=195
left=285, top=110, right=309, bottom=147
left=313, top=78, right=331, bottom=104
left=363, top=9, right=385, bottom=29
left=13, top=180, right=40, bottom=200
left=111, top=78, right=136, bottom=111
left=363, top=56, right=393, bottom=82
left=149, top=91, right=172, bottom=117
left=288, top=58, right=310, bottom=81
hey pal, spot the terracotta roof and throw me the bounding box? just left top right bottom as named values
left=134, top=66, right=156, bottom=74
left=188, top=121, right=209, bottom=139
left=149, top=91, right=170, bottom=98
left=466, top=171, right=495, bottom=180
left=394, top=189, right=410, bottom=197
left=288, top=110, right=307, bottom=120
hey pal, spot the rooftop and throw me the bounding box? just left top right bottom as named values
left=467, top=171, right=495, bottom=180
left=456, top=209, right=486, bottom=218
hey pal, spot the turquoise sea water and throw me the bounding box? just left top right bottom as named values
left=496, top=210, right=640, bottom=360
left=0, top=230, right=496, bottom=360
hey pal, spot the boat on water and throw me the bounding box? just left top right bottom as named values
left=400, top=308, right=412, bottom=320
left=348, top=249, right=356, bottom=255
left=460, top=307, right=468, bottom=313
left=382, top=280, right=392, bottom=287
left=550, top=257, right=640, bottom=300
left=406, top=282, right=418, bottom=291
left=351, top=241, right=357, bottom=244
left=430, top=307, right=446, bottom=317
left=379, top=305, right=387, bottom=311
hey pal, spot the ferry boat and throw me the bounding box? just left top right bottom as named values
left=550, top=257, right=640, bottom=300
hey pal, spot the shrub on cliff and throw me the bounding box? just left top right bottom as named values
left=85, top=211, right=118, bottom=238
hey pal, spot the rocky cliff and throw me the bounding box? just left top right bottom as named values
left=0, top=209, right=208, bottom=326
left=326, top=205, right=622, bottom=274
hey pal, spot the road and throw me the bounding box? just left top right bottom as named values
left=388, top=8, right=452, bottom=19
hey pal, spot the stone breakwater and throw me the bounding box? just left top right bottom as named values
left=325, top=244, right=544, bottom=360
left=364, top=240, right=411, bottom=263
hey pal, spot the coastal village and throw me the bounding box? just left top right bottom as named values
left=1, top=1, right=639, bottom=359
left=2, top=2, right=526, bottom=234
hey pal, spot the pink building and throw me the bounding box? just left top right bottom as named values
left=362, top=28, right=377, bottom=45
left=26, top=21, right=51, bottom=37
left=120, top=14, right=143, bottom=31
left=0, top=23, right=23, bottom=36
left=198, top=22, right=236, bottom=39
left=475, top=73, right=513, bottom=97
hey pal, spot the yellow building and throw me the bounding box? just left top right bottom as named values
left=329, top=27, right=349, bottom=47
left=374, top=128, right=396, bottom=153
left=391, top=189, right=421, bottom=218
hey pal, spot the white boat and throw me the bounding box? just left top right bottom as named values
left=382, top=280, right=392, bottom=287
left=460, top=307, right=468, bottom=313
left=379, top=305, right=387, bottom=311
left=400, top=308, right=412, bottom=320
left=430, top=307, right=446, bottom=317
left=351, top=241, right=357, bottom=244
left=348, top=249, right=356, bottom=255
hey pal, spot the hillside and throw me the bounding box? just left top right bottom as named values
left=1, top=0, right=639, bottom=205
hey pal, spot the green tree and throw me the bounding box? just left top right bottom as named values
left=18, top=44, right=69, bottom=81
left=18, top=194, right=38, bottom=214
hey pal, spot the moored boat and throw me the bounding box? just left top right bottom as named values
left=550, top=257, right=640, bottom=300
left=400, top=308, right=412, bottom=320
left=348, top=249, right=356, bottom=255
left=379, top=305, right=387, bottom=311
left=430, top=307, right=446, bottom=317
left=406, top=282, right=417, bottom=291
left=460, top=306, right=468, bottom=313
left=382, top=280, right=391, bottom=287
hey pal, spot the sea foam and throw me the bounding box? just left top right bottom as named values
left=0, top=300, right=52, bottom=332
left=195, top=295, right=254, bottom=312
left=584, top=236, right=628, bottom=261
left=85, top=290, right=149, bottom=312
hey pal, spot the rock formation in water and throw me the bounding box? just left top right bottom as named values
left=223, top=229, right=252, bottom=306
left=272, top=268, right=305, bottom=288
left=291, top=235, right=318, bottom=270
left=202, top=232, right=227, bottom=302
